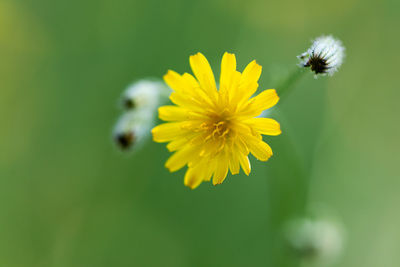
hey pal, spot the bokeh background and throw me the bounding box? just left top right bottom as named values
left=1, top=0, right=399, bottom=266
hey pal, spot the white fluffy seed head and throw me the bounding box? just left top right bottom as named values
left=298, top=35, right=345, bottom=76
left=121, top=80, right=169, bottom=111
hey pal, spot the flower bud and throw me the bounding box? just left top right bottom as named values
left=113, top=111, right=154, bottom=151
left=121, top=80, right=168, bottom=111
left=298, top=35, right=345, bottom=77
left=113, top=79, right=171, bottom=151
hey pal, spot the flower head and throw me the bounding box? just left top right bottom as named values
left=298, top=35, right=345, bottom=76
left=152, top=52, right=281, bottom=189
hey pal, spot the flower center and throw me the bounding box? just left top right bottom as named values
left=212, top=120, right=230, bottom=138
left=201, top=115, right=232, bottom=142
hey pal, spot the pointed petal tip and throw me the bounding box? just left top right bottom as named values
left=261, top=152, right=273, bottom=162
left=223, top=51, right=235, bottom=57
left=247, top=59, right=261, bottom=69
left=189, top=52, right=207, bottom=66
left=164, top=163, right=174, bottom=173
left=190, top=52, right=204, bottom=59
left=244, top=165, right=251, bottom=176
left=212, top=181, right=222, bottom=186
left=163, top=69, right=175, bottom=78
left=184, top=180, right=201, bottom=190
left=269, top=88, right=280, bottom=100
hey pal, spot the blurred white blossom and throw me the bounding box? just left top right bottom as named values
left=285, top=212, right=345, bottom=266
left=121, top=80, right=168, bottom=110
left=113, top=111, right=153, bottom=150
left=113, top=79, right=170, bottom=150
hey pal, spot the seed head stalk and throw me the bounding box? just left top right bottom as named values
left=277, top=67, right=306, bottom=98
left=266, top=35, right=345, bottom=266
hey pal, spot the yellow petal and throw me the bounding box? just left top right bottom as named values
left=158, top=106, right=188, bottom=121
left=182, top=73, right=199, bottom=88
left=241, top=60, right=262, bottom=84
left=165, top=145, right=198, bottom=172
left=184, top=159, right=214, bottom=189
left=240, top=89, right=279, bottom=117
left=231, top=81, right=258, bottom=105
left=182, top=73, right=215, bottom=106
left=152, top=122, right=186, bottom=142
left=169, top=92, right=203, bottom=112
left=226, top=71, right=242, bottom=101
left=184, top=167, right=203, bottom=189
left=166, top=134, right=196, bottom=151
left=246, top=118, right=282, bottom=136
left=232, top=60, right=262, bottom=104
left=202, top=159, right=216, bottom=182
left=219, top=52, right=237, bottom=94
left=163, top=70, right=185, bottom=93
left=164, top=71, right=213, bottom=106
left=240, top=81, right=259, bottom=99
left=235, top=136, right=249, bottom=155
left=238, top=154, right=251, bottom=175
left=245, top=135, right=273, bottom=161
left=212, top=153, right=229, bottom=185
left=228, top=152, right=240, bottom=175
left=189, top=53, right=217, bottom=97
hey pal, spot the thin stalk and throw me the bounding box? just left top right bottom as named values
left=277, top=67, right=306, bottom=98
left=265, top=66, right=310, bottom=267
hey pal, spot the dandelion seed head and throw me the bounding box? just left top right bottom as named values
left=299, top=35, right=345, bottom=77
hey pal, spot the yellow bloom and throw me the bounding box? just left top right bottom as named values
left=152, top=52, right=281, bottom=189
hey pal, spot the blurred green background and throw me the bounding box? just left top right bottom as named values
left=1, top=0, right=399, bottom=266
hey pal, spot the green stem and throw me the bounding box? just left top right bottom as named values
left=274, top=66, right=311, bottom=212
left=265, top=67, right=309, bottom=267
left=277, top=68, right=306, bottom=98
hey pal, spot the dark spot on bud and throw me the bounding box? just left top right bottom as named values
left=115, top=132, right=135, bottom=150
left=305, top=55, right=330, bottom=74
left=123, top=98, right=135, bottom=110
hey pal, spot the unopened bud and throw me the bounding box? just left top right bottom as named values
left=121, top=80, right=169, bottom=111
left=113, top=78, right=171, bottom=151
left=113, top=111, right=153, bottom=151
left=298, top=35, right=345, bottom=77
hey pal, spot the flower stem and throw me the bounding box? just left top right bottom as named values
left=277, top=67, right=306, bottom=98
left=264, top=67, right=310, bottom=267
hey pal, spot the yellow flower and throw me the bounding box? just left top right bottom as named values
left=152, top=52, right=281, bottom=189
